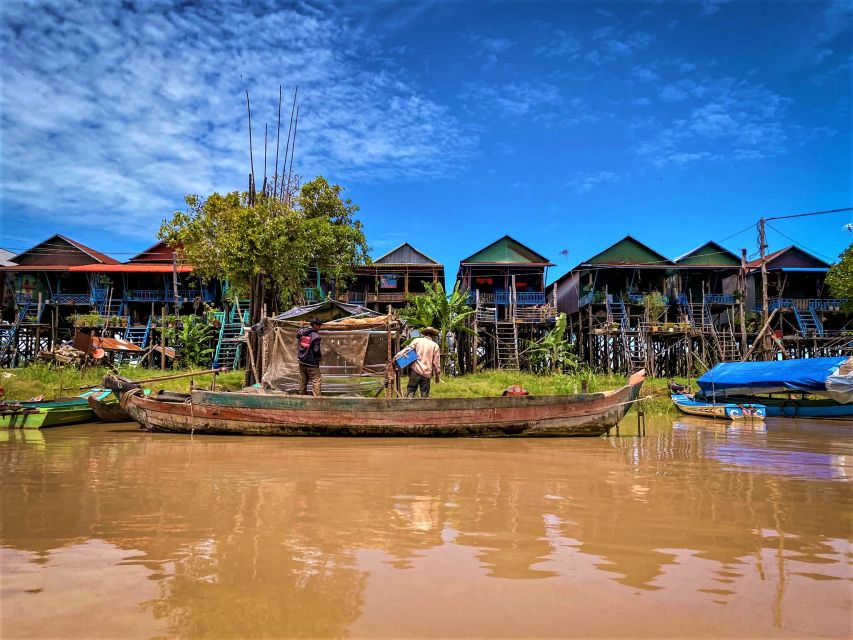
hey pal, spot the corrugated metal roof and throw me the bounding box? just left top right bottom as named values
left=68, top=264, right=194, bottom=273
left=0, top=264, right=71, bottom=271
left=58, top=235, right=120, bottom=264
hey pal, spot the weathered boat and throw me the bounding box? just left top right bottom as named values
left=4, top=389, right=113, bottom=428
left=123, top=371, right=646, bottom=437
left=88, top=394, right=132, bottom=422
left=671, top=394, right=766, bottom=419
left=696, top=357, right=853, bottom=419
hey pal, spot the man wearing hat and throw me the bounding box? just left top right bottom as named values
left=407, top=327, right=441, bottom=398
left=297, top=318, right=323, bottom=396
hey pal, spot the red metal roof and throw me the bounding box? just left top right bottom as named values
left=68, top=264, right=194, bottom=273
left=0, top=264, right=71, bottom=271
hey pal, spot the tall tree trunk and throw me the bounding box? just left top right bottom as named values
left=244, top=274, right=265, bottom=386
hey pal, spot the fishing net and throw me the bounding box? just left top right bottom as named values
left=259, top=318, right=397, bottom=395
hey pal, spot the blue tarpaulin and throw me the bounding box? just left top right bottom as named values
left=697, top=357, right=853, bottom=403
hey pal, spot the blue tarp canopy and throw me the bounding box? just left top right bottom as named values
left=697, top=357, right=853, bottom=403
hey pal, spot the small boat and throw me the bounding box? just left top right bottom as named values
left=695, top=357, right=853, bottom=419
left=0, top=404, right=48, bottom=429
left=88, top=393, right=132, bottom=422
left=122, top=371, right=646, bottom=437
left=671, top=393, right=766, bottom=419
left=4, top=389, right=113, bottom=428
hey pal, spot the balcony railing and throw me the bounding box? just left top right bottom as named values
left=51, top=293, right=93, bottom=305
left=809, top=298, right=848, bottom=310
left=705, top=293, right=735, bottom=304
left=345, top=291, right=365, bottom=304
left=124, top=289, right=215, bottom=303
left=516, top=292, right=546, bottom=305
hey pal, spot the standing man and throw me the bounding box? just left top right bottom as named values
left=297, top=317, right=323, bottom=396
left=407, top=326, right=441, bottom=398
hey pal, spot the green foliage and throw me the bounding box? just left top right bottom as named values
left=826, top=242, right=853, bottom=304
left=642, top=291, right=666, bottom=321
left=68, top=312, right=104, bottom=327
left=165, top=316, right=214, bottom=368
left=158, top=176, right=370, bottom=307
left=524, top=313, right=579, bottom=373
left=400, top=281, right=476, bottom=373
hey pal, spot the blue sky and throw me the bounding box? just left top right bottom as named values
left=1, top=0, right=851, bottom=284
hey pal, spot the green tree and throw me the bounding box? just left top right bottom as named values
left=524, top=313, right=578, bottom=373
left=159, top=176, right=370, bottom=382
left=400, top=281, right=476, bottom=374
left=826, top=242, right=853, bottom=304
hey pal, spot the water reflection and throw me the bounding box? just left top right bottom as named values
left=0, top=418, right=851, bottom=638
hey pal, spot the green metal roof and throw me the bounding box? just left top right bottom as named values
left=583, top=235, right=671, bottom=266
left=460, top=235, right=551, bottom=264
left=674, top=241, right=741, bottom=266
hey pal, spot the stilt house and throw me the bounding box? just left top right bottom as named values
left=746, top=245, right=848, bottom=346
left=345, top=243, right=444, bottom=311
left=456, top=236, right=556, bottom=370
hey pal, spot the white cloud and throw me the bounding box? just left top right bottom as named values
left=0, top=0, right=475, bottom=236
left=567, top=170, right=619, bottom=194
left=635, top=78, right=797, bottom=167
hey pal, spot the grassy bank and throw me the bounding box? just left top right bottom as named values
left=431, top=371, right=684, bottom=415
left=3, top=364, right=686, bottom=416
left=1, top=363, right=246, bottom=401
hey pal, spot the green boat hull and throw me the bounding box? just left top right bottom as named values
left=0, top=410, right=49, bottom=429
left=3, top=390, right=112, bottom=429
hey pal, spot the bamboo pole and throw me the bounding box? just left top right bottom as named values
left=161, top=306, right=166, bottom=370
left=80, top=367, right=226, bottom=389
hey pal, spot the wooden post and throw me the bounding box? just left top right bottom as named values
left=385, top=305, right=393, bottom=399
left=51, top=307, right=57, bottom=352
left=739, top=248, right=748, bottom=358
left=758, top=218, right=770, bottom=359
left=472, top=290, right=480, bottom=373
left=160, top=306, right=166, bottom=371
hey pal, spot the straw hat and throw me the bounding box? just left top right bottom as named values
left=421, top=326, right=439, bottom=336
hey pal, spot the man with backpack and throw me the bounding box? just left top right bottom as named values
left=297, top=318, right=323, bottom=396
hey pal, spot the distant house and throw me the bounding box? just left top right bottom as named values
left=1, top=234, right=119, bottom=314
left=552, top=235, right=672, bottom=315
left=456, top=235, right=555, bottom=370
left=345, top=243, right=444, bottom=311
left=671, top=241, right=742, bottom=305
left=457, top=235, right=554, bottom=317
left=68, top=240, right=218, bottom=321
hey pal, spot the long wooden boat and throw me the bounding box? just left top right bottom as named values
left=5, top=389, right=113, bottom=428
left=671, top=394, right=766, bottom=420
left=124, top=371, right=646, bottom=437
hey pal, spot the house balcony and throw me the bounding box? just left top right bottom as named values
left=51, top=293, right=93, bottom=305
left=466, top=290, right=545, bottom=306
left=759, top=298, right=848, bottom=312
left=124, top=289, right=215, bottom=303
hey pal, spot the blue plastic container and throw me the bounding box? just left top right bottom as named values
left=394, top=347, right=418, bottom=369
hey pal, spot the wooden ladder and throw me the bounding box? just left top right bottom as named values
left=495, top=321, right=519, bottom=369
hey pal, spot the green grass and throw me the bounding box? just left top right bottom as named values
left=1, top=363, right=246, bottom=401
left=432, top=370, right=690, bottom=416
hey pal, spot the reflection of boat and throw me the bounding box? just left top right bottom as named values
left=671, top=394, right=765, bottom=419
left=123, top=371, right=646, bottom=437
left=696, top=357, right=853, bottom=419
left=5, top=389, right=112, bottom=428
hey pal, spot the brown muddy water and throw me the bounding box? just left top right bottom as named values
left=0, top=417, right=850, bottom=639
